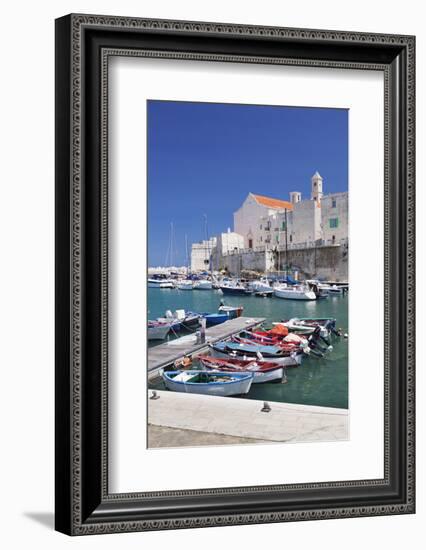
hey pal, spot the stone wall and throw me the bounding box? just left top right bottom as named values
left=221, top=243, right=348, bottom=281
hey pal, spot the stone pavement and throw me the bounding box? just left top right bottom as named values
left=148, top=390, right=349, bottom=448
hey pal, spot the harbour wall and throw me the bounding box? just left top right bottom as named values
left=219, top=243, right=348, bottom=281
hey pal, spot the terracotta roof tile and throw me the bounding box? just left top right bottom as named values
left=252, top=193, right=293, bottom=210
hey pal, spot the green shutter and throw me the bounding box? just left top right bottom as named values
left=329, top=218, right=339, bottom=228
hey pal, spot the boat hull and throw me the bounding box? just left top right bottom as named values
left=204, top=313, right=228, bottom=326
left=210, top=346, right=302, bottom=367
left=218, top=305, right=243, bottom=319
left=147, top=324, right=171, bottom=340
left=220, top=286, right=251, bottom=296
left=193, top=281, right=213, bottom=290
left=162, top=371, right=253, bottom=396
left=204, top=365, right=283, bottom=383
left=148, top=281, right=175, bottom=289
left=274, top=288, right=316, bottom=300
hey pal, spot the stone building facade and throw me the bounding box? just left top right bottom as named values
left=235, top=171, right=347, bottom=249
left=190, top=237, right=217, bottom=272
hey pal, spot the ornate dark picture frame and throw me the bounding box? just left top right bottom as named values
left=55, top=14, right=415, bottom=535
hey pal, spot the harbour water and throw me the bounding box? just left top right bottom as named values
left=148, top=288, right=348, bottom=409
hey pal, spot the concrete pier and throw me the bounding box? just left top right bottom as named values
left=148, top=316, right=265, bottom=379
left=148, top=390, right=349, bottom=448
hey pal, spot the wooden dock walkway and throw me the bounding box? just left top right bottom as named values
left=147, top=316, right=265, bottom=379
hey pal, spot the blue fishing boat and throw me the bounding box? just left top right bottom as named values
left=161, top=370, right=254, bottom=396
left=203, top=312, right=228, bottom=326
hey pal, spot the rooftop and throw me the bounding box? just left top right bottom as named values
left=251, top=193, right=293, bottom=211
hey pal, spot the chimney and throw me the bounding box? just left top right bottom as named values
left=290, top=191, right=301, bottom=204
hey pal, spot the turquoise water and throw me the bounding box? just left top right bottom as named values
left=148, top=288, right=348, bottom=409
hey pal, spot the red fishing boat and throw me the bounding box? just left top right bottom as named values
left=198, top=354, right=285, bottom=383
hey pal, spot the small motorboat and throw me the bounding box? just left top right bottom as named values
left=218, top=304, right=244, bottom=319
left=276, top=318, right=339, bottom=337
left=198, top=355, right=284, bottom=383
left=161, top=370, right=254, bottom=396
left=273, top=283, right=316, bottom=300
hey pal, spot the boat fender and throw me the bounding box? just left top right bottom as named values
left=344, top=333, right=349, bottom=339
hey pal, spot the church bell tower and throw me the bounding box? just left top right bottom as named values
left=311, top=171, right=323, bottom=202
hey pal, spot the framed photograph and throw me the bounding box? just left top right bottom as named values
left=55, top=14, right=415, bottom=535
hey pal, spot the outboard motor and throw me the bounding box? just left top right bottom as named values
left=308, top=326, right=329, bottom=354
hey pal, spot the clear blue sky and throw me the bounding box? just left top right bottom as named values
left=147, top=100, right=348, bottom=266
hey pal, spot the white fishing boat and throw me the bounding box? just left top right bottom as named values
left=161, top=370, right=254, bottom=396
left=148, top=278, right=174, bottom=289
left=177, top=280, right=193, bottom=290
left=193, top=279, right=213, bottom=290
left=273, top=283, right=316, bottom=300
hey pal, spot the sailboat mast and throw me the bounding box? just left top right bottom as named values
left=185, top=234, right=189, bottom=275
left=204, top=214, right=211, bottom=275
left=285, top=208, right=288, bottom=278
left=170, top=222, right=174, bottom=268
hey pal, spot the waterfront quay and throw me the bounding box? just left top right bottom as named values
left=148, top=391, right=348, bottom=448
left=147, top=314, right=349, bottom=448
left=148, top=316, right=265, bottom=379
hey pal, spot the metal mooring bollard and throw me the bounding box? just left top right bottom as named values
left=200, top=317, right=206, bottom=344
left=150, top=391, right=160, bottom=400
left=261, top=401, right=271, bottom=413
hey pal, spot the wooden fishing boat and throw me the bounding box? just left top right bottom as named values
left=210, top=341, right=303, bottom=367
left=161, top=370, right=254, bottom=396
left=231, top=335, right=304, bottom=354
left=198, top=355, right=284, bottom=383
left=232, top=331, right=305, bottom=352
